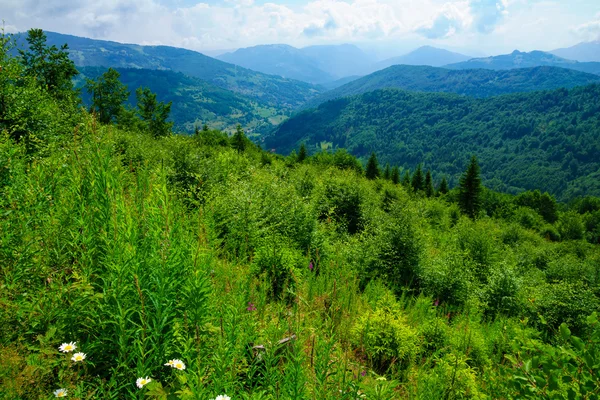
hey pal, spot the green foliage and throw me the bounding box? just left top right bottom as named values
left=136, top=87, right=173, bottom=137
left=18, top=28, right=78, bottom=100
left=351, top=295, right=420, bottom=373
left=425, top=170, right=434, bottom=198
left=411, top=164, right=425, bottom=192
left=515, top=190, right=559, bottom=223
left=232, top=124, right=247, bottom=153
left=297, top=143, right=307, bottom=163
left=459, top=156, right=483, bottom=220
left=84, top=68, right=129, bottom=124
left=438, top=176, right=449, bottom=195
left=558, top=211, right=586, bottom=241
left=390, top=166, right=400, bottom=185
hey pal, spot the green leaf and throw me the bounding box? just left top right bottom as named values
left=560, top=323, right=572, bottom=341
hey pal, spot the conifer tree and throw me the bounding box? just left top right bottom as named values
left=297, top=143, right=308, bottom=163
left=383, top=163, right=391, bottom=180
left=437, top=176, right=449, bottom=195
left=425, top=169, right=434, bottom=198
left=402, top=171, right=411, bottom=188
left=203, top=123, right=209, bottom=132
left=391, top=166, right=400, bottom=185
left=459, top=155, right=483, bottom=219
left=85, top=68, right=129, bottom=124
left=365, top=152, right=380, bottom=180
left=411, top=164, right=425, bottom=192
left=232, top=124, right=246, bottom=153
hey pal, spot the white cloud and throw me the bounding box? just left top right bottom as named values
left=572, top=13, right=600, bottom=41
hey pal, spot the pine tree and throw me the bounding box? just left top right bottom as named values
left=136, top=87, right=173, bottom=138
left=203, top=123, right=209, bottom=132
left=402, top=171, right=411, bottom=188
left=437, top=177, right=449, bottom=195
left=365, top=152, right=380, bottom=180
left=297, top=143, right=308, bottom=163
left=411, top=164, right=425, bottom=192
left=458, top=156, right=483, bottom=219
left=232, top=124, right=246, bottom=153
left=425, top=169, right=434, bottom=198
left=391, top=166, right=400, bottom=185
left=383, top=163, right=391, bottom=180
left=85, top=68, right=129, bottom=124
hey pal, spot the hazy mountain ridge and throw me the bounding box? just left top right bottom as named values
left=551, top=40, right=600, bottom=62
left=217, top=44, right=335, bottom=84
left=374, top=46, right=472, bottom=70
left=303, top=65, right=600, bottom=109
left=446, top=50, right=600, bottom=75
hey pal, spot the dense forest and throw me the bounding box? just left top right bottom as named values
left=2, top=29, right=600, bottom=399
left=76, top=67, right=287, bottom=135
left=270, top=85, right=600, bottom=201
left=304, top=65, right=600, bottom=109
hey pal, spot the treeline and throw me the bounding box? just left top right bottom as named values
left=269, top=85, right=600, bottom=201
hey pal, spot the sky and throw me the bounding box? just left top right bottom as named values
left=1, top=0, right=599, bottom=58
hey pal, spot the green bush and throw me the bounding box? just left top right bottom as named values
left=557, top=211, right=585, bottom=241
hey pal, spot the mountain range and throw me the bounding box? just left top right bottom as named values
left=303, top=65, right=600, bottom=109
left=12, top=31, right=323, bottom=111
left=446, top=50, right=600, bottom=75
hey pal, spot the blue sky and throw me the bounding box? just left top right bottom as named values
left=2, top=0, right=599, bottom=58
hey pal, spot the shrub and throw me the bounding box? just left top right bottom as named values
left=351, top=294, right=420, bottom=373
left=557, top=211, right=585, bottom=241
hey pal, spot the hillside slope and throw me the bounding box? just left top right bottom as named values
left=268, top=85, right=600, bottom=200
left=551, top=40, right=600, bottom=62
left=304, top=65, right=600, bottom=108
left=76, top=67, right=287, bottom=135
left=13, top=31, right=323, bottom=110
left=446, top=50, right=600, bottom=75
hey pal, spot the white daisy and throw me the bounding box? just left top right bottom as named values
left=71, top=352, right=86, bottom=362
left=58, top=342, right=76, bottom=353
left=215, top=395, right=231, bottom=400
left=164, top=360, right=175, bottom=367
left=136, top=376, right=152, bottom=388
left=172, top=359, right=186, bottom=370
left=53, top=388, right=68, bottom=397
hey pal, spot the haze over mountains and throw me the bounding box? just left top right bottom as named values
left=551, top=40, right=600, bottom=62
left=373, top=46, right=472, bottom=70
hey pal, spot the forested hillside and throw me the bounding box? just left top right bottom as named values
left=270, top=85, right=600, bottom=200
left=12, top=31, right=323, bottom=110
left=76, top=67, right=287, bottom=135
left=304, top=65, right=600, bottom=108
left=3, top=29, right=600, bottom=400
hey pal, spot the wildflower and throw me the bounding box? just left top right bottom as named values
left=434, top=299, right=440, bottom=307
left=58, top=342, right=76, bottom=353
left=53, top=388, right=68, bottom=397
left=215, top=395, right=231, bottom=400
left=309, top=262, right=314, bottom=271
left=165, top=359, right=186, bottom=370
left=136, top=377, right=152, bottom=388
left=361, top=370, right=366, bottom=377
left=246, top=302, right=256, bottom=311
left=71, top=352, right=86, bottom=362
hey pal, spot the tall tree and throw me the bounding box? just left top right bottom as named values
left=437, top=176, right=449, bottom=195
left=425, top=170, right=434, bottom=198
left=402, top=171, right=411, bottom=188
left=391, top=166, right=400, bottom=185
left=297, top=143, right=308, bottom=163
left=232, top=124, right=247, bottom=153
left=365, top=152, right=381, bottom=180
left=85, top=68, right=129, bottom=124
left=459, top=156, right=483, bottom=219
left=18, top=29, right=78, bottom=100
left=411, top=164, right=425, bottom=192
left=383, top=163, right=391, bottom=180
left=136, top=87, right=173, bottom=138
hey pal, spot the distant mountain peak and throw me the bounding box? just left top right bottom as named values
left=372, top=46, right=471, bottom=71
